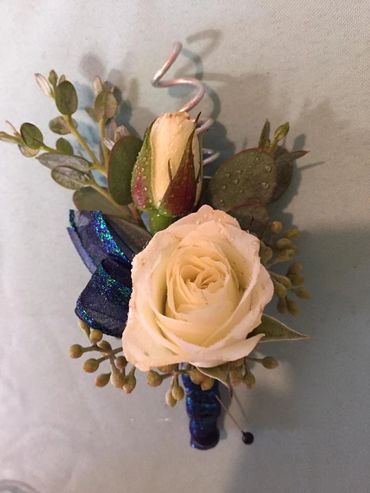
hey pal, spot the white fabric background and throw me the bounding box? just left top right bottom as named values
left=0, top=1, right=369, bottom=492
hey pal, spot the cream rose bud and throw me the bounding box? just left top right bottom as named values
left=122, top=205, right=274, bottom=371
left=131, top=111, right=201, bottom=217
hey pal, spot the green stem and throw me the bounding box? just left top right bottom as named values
left=98, top=119, right=110, bottom=167
left=64, top=115, right=106, bottom=175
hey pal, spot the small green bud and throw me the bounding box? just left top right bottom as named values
left=83, top=358, right=100, bottom=373
left=200, top=377, right=215, bottom=391
left=277, top=297, right=288, bottom=314
left=285, top=227, right=300, bottom=239
left=289, top=274, right=304, bottom=286
left=276, top=238, right=294, bottom=250
left=89, top=329, right=103, bottom=344
left=115, top=356, right=128, bottom=370
left=272, top=273, right=292, bottom=289
left=97, top=340, right=112, bottom=352
left=69, top=344, right=83, bottom=359
left=286, top=298, right=300, bottom=315
left=110, top=370, right=126, bottom=389
left=260, top=242, right=273, bottom=264
left=273, top=280, right=287, bottom=299
left=243, top=371, right=256, bottom=389
left=294, top=287, right=311, bottom=299
left=123, top=371, right=136, bottom=394
left=270, top=221, right=283, bottom=234
left=165, top=387, right=177, bottom=407
left=172, top=381, right=185, bottom=401
left=287, top=262, right=303, bottom=276
left=147, top=370, right=163, bottom=387
left=262, top=356, right=279, bottom=369
left=95, top=373, right=111, bottom=387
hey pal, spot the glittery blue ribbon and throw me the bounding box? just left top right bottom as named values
left=68, top=209, right=221, bottom=448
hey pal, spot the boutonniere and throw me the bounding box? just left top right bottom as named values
left=1, top=42, right=310, bottom=450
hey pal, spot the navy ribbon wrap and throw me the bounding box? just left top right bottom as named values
left=68, top=210, right=220, bottom=449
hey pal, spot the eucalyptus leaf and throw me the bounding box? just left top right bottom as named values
left=270, top=149, right=308, bottom=202
left=73, top=187, right=132, bottom=219
left=108, top=136, right=143, bottom=205
left=94, top=91, right=118, bottom=121
left=209, top=149, right=277, bottom=211
left=197, top=365, right=230, bottom=388
left=55, top=81, right=78, bottom=115
left=230, top=201, right=270, bottom=237
left=37, top=152, right=90, bottom=171
left=20, top=123, right=44, bottom=149
left=49, top=116, right=76, bottom=135
left=56, top=137, right=73, bottom=155
left=51, top=165, right=91, bottom=190
left=18, top=145, right=39, bottom=158
left=249, top=314, right=308, bottom=342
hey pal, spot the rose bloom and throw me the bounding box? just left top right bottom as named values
left=122, top=206, right=274, bottom=371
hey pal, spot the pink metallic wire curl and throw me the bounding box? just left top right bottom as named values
left=152, top=42, right=220, bottom=165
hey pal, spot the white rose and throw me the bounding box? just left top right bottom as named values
left=122, top=205, right=274, bottom=371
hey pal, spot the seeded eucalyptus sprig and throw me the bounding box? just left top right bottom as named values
left=0, top=70, right=142, bottom=225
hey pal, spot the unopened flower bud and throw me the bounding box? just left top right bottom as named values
left=286, top=298, right=300, bottom=315
left=83, top=358, right=100, bottom=373
left=165, top=387, right=177, bottom=407
left=69, top=344, right=83, bottom=359
left=147, top=370, right=163, bottom=387
left=287, top=263, right=303, bottom=276
left=273, top=280, right=287, bottom=299
left=262, top=356, right=279, bottom=369
left=277, top=297, right=288, bottom=314
left=95, top=373, right=111, bottom=387
left=172, top=380, right=185, bottom=401
left=294, top=287, right=311, bottom=299
left=97, top=340, right=112, bottom=352
left=230, top=369, right=242, bottom=385
left=276, top=238, right=294, bottom=250
left=285, top=227, right=300, bottom=239
left=89, top=329, right=103, bottom=344
left=131, top=112, right=202, bottom=221
left=78, top=319, right=90, bottom=337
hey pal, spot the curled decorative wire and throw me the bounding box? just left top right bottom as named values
left=152, top=42, right=220, bottom=165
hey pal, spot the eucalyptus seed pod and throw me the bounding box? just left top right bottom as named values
left=123, top=370, right=136, bottom=394
left=293, top=287, right=311, bottom=299
left=110, top=370, right=126, bottom=389
left=89, top=329, right=103, bottom=344
left=262, top=356, right=279, bottom=369
left=95, top=373, right=111, bottom=387
left=200, top=377, right=215, bottom=391
left=115, top=356, right=128, bottom=370
left=286, top=298, right=300, bottom=315
left=69, top=344, right=83, bottom=359
left=147, top=370, right=163, bottom=387
left=188, top=368, right=205, bottom=385
left=165, top=387, right=177, bottom=407
left=97, top=340, right=112, bottom=352
left=83, top=358, right=100, bottom=373
left=243, top=371, right=256, bottom=389
left=230, top=369, right=243, bottom=385
left=172, top=379, right=185, bottom=401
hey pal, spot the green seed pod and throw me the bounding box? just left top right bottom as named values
left=83, top=358, right=100, bottom=373
left=276, top=237, right=294, bottom=250
left=294, top=287, right=311, bottom=299
left=165, top=387, right=177, bottom=407
left=286, top=298, right=300, bottom=315
left=262, top=356, right=279, bottom=369
left=89, top=329, right=103, bottom=344
left=172, top=381, right=185, bottom=401
left=123, top=371, right=136, bottom=394
left=200, top=377, right=215, bottom=391
left=147, top=370, right=163, bottom=387
left=69, top=344, right=83, bottom=359
left=285, top=227, right=300, bottom=239
left=110, top=370, right=126, bottom=389
left=244, top=371, right=256, bottom=389
left=95, top=373, right=111, bottom=387
left=277, top=297, right=288, bottom=314
left=115, top=356, right=128, bottom=370
left=270, top=221, right=283, bottom=234
left=97, top=340, right=112, bottom=352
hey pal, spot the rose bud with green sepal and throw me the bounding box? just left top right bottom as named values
left=131, top=112, right=202, bottom=232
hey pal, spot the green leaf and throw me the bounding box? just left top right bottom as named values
left=51, top=165, right=91, bottom=190
left=209, top=149, right=277, bottom=211
left=18, top=145, right=39, bottom=158
left=73, top=187, right=132, bottom=220
left=55, top=81, right=78, bottom=115
left=56, top=137, right=73, bottom=155
left=48, top=70, right=58, bottom=88
left=20, top=123, right=44, bottom=149
left=94, top=91, right=118, bottom=121
left=197, top=365, right=230, bottom=389
left=229, top=200, right=270, bottom=237
left=108, top=136, right=143, bottom=205
left=249, top=314, right=308, bottom=342
left=37, top=152, right=90, bottom=171
left=49, top=116, right=75, bottom=135
left=270, top=149, right=308, bottom=202
left=258, top=119, right=271, bottom=149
